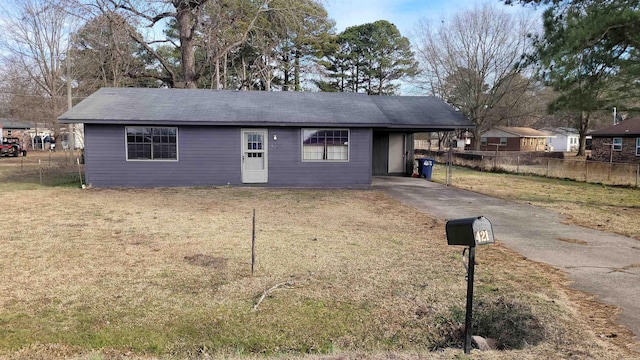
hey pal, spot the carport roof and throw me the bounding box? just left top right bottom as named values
left=58, top=88, right=473, bottom=131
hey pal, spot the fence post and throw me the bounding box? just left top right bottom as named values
left=516, top=155, right=520, bottom=174
left=585, top=161, right=588, bottom=183
left=636, top=164, right=639, bottom=187
left=546, top=158, right=550, bottom=177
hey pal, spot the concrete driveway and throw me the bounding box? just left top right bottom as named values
left=373, top=176, right=640, bottom=347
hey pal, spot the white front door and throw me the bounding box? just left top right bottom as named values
left=241, top=129, right=268, bottom=183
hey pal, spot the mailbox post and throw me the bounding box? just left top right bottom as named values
left=445, top=216, right=494, bottom=354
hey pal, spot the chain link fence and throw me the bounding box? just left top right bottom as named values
left=0, top=150, right=84, bottom=187
left=417, top=150, right=640, bottom=187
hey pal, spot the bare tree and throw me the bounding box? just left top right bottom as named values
left=414, top=4, right=537, bottom=149
left=70, top=12, right=154, bottom=95
left=0, top=0, right=76, bottom=141
left=79, top=0, right=274, bottom=88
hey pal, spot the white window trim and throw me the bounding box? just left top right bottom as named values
left=481, top=137, right=487, bottom=146
left=500, top=137, right=507, bottom=146
left=636, top=138, right=640, bottom=156
left=301, top=128, right=350, bottom=162
left=613, top=137, right=622, bottom=151
left=125, top=126, right=179, bottom=161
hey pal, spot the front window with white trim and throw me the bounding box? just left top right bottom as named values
left=126, top=127, right=177, bottom=160
left=613, top=137, right=622, bottom=151
left=302, top=129, right=349, bottom=161
left=636, top=138, right=640, bottom=156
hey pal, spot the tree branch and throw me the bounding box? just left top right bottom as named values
left=252, top=280, right=297, bottom=311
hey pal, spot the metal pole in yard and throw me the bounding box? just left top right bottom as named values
left=251, top=209, right=256, bottom=276
left=463, top=246, right=476, bottom=355
left=76, top=158, right=83, bottom=188
left=38, top=159, right=42, bottom=185
left=636, top=164, right=639, bottom=187
left=517, top=155, right=520, bottom=174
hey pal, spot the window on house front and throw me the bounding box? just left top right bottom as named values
left=500, top=137, right=507, bottom=146
left=6, top=130, right=12, bottom=136
left=302, top=129, right=349, bottom=161
left=613, top=137, right=622, bottom=151
left=529, top=138, right=534, bottom=146
left=126, top=127, right=177, bottom=160
left=636, top=138, right=640, bottom=156
left=481, top=137, right=487, bottom=146
left=521, top=139, right=526, bottom=146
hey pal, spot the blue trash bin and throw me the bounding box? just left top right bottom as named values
left=422, top=158, right=434, bottom=180
left=416, top=158, right=427, bottom=177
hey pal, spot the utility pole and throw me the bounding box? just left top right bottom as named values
left=67, top=45, right=75, bottom=153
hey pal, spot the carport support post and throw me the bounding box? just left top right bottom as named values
left=464, top=246, right=476, bottom=354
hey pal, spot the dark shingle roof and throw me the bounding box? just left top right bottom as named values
left=0, top=118, right=32, bottom=129
left=58, top=88, right=472, bottom=130
left=589, top=117, right=640, bottom=137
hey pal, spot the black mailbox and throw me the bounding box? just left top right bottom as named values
left=446, top=216, right=494, bottom=247
left=445, top=216, right=495, bottom=354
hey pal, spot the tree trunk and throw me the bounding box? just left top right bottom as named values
left=176, top=6, right=197, bottom=88
left=283, top=54, right=290, bottom=91
left=215, top=58, right=220, bottom=89
left=223, top=52, right=227, bottom=89
left=473, top=128, right=482, bottom=151
left=577, top=111, right=590, bottom=156
left=242, top=57, right=247, bottom=90
left=265, top=56, right=271, bottom=91
left=294, top=50, right=301, bottom=91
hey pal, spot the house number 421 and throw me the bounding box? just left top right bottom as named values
left=474, top=230, right=491, bottom=244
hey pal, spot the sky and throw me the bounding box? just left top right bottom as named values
left=323, top=0, right=541, bottom=40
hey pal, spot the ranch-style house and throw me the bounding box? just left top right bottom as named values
left=59, top=88, right=472, bottom=188
left=589, top=117, right=640, bottom=164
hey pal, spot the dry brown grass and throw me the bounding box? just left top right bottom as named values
left=0, top=153, right=637, bottom=359
left=432, top=164, right=640, bottom=240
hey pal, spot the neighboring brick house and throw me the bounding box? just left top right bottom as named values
left=469, top=126, right=553, bottom=151
left=1, top=119, right=32, bottom=140
left=589, top=117, right=640, bottom=163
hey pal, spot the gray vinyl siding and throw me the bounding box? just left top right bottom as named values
left=84, top=125, right=371, bottom=188
left=268, top=128, right=371, bottom=187
left=85, top=125, right=240, bottom=187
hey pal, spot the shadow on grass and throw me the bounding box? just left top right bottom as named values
left=432, top=296, right=544, bottom=351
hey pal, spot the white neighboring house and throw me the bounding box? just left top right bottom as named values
left=540, top=127, right=580, bottom=152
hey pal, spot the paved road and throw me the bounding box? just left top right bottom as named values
left=373, top=176, right=640, bottom=346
